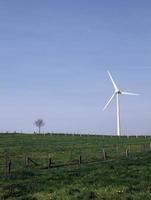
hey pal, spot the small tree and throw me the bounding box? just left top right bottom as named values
left=35, top=119, right=45, bottom=134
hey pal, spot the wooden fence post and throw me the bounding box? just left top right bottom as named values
left=79, top=155, right=82, bottom=164
left=103, top=149, right=107, bottom=160
left=125, top=149, right=129, bottom=158
left=25, top=156, right=29, bottom=167
left=5, top=158, right=8, bottom=176
left=48, top=154, right=52, bottom=168
left=8, top=160, right=11, bottom=176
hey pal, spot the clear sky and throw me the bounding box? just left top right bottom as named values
left=0, top=0, right=151, bottom=135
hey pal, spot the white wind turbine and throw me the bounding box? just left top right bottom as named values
left=103, top=71, right=139, bottom=136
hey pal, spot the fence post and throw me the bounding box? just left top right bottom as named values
left=48, top=154, right=52, bottom=169
left=5, top=158, right=8, bottom=176
left=25, top=157, right=29, bottom=167
left=103, top=149, right=107, bottom=160
left=79, top=155, right=82, bottom=164
left=125, top=149, right=129, bottom=158
left=8, top=160, right=11, bottom=176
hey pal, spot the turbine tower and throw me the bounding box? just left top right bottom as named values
left=103, top=71, right=139, bottom=136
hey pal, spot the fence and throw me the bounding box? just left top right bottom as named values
left=0, top=142, right=151, bottom=178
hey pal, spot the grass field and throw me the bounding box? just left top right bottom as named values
left=0, top=134, right=151, bottom=199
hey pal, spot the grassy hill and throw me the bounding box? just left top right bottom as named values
left=0, top=134, right=151, bottom=199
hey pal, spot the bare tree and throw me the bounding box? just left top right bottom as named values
left=34, top=119, right=45, bottom=134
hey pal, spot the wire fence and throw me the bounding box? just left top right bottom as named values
left=0, top=142, right=151, bottom=178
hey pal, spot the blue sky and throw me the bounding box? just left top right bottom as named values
left=0, top=0, right=151, bottom=134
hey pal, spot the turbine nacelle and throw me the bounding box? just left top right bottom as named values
left=116, top=91, right=122, bottom=95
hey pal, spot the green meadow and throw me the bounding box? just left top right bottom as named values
left=0, top=134, right=151, bottom=200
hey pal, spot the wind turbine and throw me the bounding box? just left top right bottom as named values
left=103, top=71, right=139, bottom=136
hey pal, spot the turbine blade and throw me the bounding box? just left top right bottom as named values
left=122, top=92, right=140, bottom=96
left=107, top=71, right=118, bottom=91
left=103, top=92, right=116, bottom=111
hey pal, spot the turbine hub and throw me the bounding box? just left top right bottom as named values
left=117, top=91, right=121, bottom=94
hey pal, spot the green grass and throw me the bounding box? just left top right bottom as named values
left=0, top=134, right=151, bottom=199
